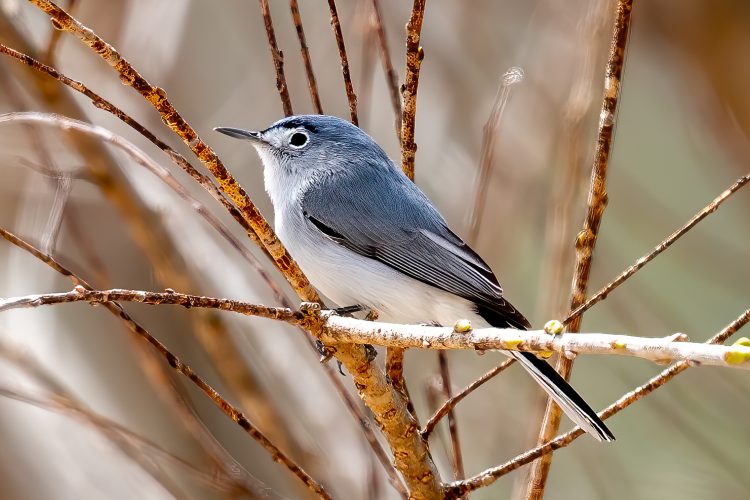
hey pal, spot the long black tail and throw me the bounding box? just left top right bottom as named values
left=476, top=303, right=615, bottom=442
left=509, top=351, right=614, bottom=442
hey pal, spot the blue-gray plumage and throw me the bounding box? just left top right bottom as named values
left=215, top=115, right=614, bottom=442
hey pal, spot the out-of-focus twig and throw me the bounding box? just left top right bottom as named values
left=0, top=228, right=331, bottom=499
left=0, top=343, right=270, bottom=498
left=400, top=0, right=426, bottom=181
left=289, top=0, right=322, bottom=114
left=258, top=0, right=293, bottom=116
left=467, top=67, right=524, bottom=244
left=446, top=308, right=750, bottom=498
left=326, top=0, right=358, bottom=124
left=422, top=358, right=514, bottom=438
left=565, top=172, right=750, bottom=325
left=528, top=2, right=634, bottom=496
left=0, top=111, right=288, bottom=304
left=437, top=352, right=464, bottom=481
left=370, top=0, right=401, bottom=139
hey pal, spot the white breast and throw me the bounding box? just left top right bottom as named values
left=276, top=204, right=485, bottom=327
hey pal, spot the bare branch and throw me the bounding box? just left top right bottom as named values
left=566, top=172, right=750, bottom=325
left=3, top=287, right=749, bottom=371
left=400, top=0, right=426, bottom=181
left=529, top=2, right=635, bottom=494
left=326, top=0, right=358, bottom=124
left=437, top=352, right=465, bottom=481
left=258, top=0, right=293, bottom=116
left=289, top=0, right=323, bottom=114
left=422, top=358, right=514, bottom=438
left=370, top=0, right=402, bottom=138
left=446, top=309, right=750, bottom=498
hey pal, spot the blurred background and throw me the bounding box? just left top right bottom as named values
left=0, top=0, right=748, bottom=499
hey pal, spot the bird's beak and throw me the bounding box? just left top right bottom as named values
left=213, top=127, right=265, bottom=144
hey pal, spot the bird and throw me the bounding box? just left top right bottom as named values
left=215, top=114, right=614, bottom=442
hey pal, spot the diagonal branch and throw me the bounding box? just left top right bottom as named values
left=446, top=308, right=750, bottom=498
left=565, top=172, right=750, bottom=325
left=370, top=0, right=402, bottom=138
left=326, top=0, right=358, bottom=124
left=258, top=0, right=293, bottom=116
left=528, top=2, right=635, bottom=495
left=289, top=0, right=323, bottom=114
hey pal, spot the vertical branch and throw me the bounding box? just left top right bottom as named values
left=387, top=0, right=427, bottom=412
left=525, top=1, right=635, bottom=497
left=326, top=0, right=358, bottom=124
left=370, top=0, right=402, bottom=139
left=437, top=352, right=465, bottom=481
left=289, top=0, right=323, bottom=114
left=400, top=0, right=426, bottom=181
left=259, top=0, right=294, bottom=116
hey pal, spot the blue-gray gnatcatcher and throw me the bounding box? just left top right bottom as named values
left=215, top=115, right=614, bottom=442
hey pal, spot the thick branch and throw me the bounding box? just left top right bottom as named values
left=3, top=288, right=749, bottom=371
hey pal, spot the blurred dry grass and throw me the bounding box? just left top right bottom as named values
left=0, top=0, right=748, bottom=499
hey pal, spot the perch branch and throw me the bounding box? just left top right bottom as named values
left=529, top=2, right=634, bottom=495
left=400, top=0, right=426, bottom=181
left=3, top=288, right=749, bottom=371
left=326, top=0, right=358, bottom=124
left=446, top=308, right=750, bottom=498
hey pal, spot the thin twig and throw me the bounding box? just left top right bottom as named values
left=437, top=352, right=465, bottom=481
left=446, top=309, right=750, bottom=498
left=528, top=2, right=634, bottom=495
left=468, top=67, right=524, bottom=245
left=289, top=0, right=323, bottom=114
left=258, top=0, right=293, bottom=116
left=370, top=0, right=401, bottom=139
left=0, top=228, right=331, bottom=499
left=326, top=0, right=358, bottom=124
left=565, top=172, right=750, bottom=325
left=422, top=358, right=514, bottom=438
left=0, top=42, right=275, bottom=263
left=400, top=0, right=426, bottom=181
left=0, top=111, right=288, bottom=305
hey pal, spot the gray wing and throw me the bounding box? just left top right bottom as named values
left=301, top=166, right=528, bottom=328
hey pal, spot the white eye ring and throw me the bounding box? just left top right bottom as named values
left=288, top=130, right=309, bottom=149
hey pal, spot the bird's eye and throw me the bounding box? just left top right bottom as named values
left=289, top=132, right=309, bottom=148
